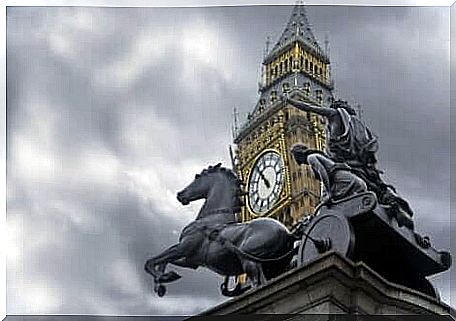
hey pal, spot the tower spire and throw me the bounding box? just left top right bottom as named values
left=248, top=1, right=333, bottom=128
left=264, top=36, right=271, bottom=58
left=324, top=33, right=330, bottom=58
left=265, top=1, right=325, bottom=63
left=232, top=107, right=239, bottom=139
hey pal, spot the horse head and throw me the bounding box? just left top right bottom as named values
left=177, top=163, right=221, bottom=205
left=176, top=163, right=245, bottom=215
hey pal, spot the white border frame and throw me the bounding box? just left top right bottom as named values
left=1, top=0, right=454, bottom=319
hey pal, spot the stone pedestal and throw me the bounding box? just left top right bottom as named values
left=199, top=252, right=453, bottom=317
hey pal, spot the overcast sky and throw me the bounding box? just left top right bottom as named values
left=6, top=4, right=453, bottom=315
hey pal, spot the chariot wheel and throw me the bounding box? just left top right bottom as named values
left=298, top=213, right=355, bottom=266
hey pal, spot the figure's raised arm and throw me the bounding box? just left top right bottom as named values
left=285, top=96, right=336, bottom=118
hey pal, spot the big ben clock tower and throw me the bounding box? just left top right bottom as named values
left=233, top=4, right=334, bottom=228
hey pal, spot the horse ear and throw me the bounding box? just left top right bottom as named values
left=214, top=163, right=222, bottom=168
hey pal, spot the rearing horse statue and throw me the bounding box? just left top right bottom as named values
left=144, top=163, right=301, bottom=297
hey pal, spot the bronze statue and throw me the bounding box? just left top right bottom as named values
left=142, top=100, right=451, bottom=300
left=285, top=96, right=414, bottom=229
left=144, top=163, right=302, bottom=297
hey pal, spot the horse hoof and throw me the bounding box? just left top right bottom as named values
left=156, top=285, right=166, bottom=297
left=158, top=271, right=181, bottom=283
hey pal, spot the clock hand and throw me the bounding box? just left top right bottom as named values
left=258, top=170, right=271, bottom=188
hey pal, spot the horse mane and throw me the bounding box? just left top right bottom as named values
left=199, top=163, right=246, bottom=213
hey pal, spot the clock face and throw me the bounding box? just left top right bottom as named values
left=248, top=151, right=285, bottom=215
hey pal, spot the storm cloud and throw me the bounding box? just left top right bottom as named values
left=6, top=4, right=453, bottom=315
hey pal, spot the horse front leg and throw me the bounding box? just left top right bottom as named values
left=144, top=243, right=186, bottom=296
left=145, top=243, right=184, bottom=281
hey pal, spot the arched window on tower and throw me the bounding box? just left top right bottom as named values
left=327, top=96, right=333, bottom=106
left=305, top=59, right=309, bottom=70
left=304, top=81, right=311, bottom=95
left=270, top=90, right=277, bottom=103
left=316, top=89, right=323, bottom=104
left=309, top=61, right=313, bottom=73
left=259, top=99, right=266, bottom=111
left=282, top=82, right=290, bottom=94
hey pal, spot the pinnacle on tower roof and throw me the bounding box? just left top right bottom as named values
left=265, top=2, right=327, bottom=62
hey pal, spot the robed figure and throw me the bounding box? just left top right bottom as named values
left=286, top=97, right=414, bottom=228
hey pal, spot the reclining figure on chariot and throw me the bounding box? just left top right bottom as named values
left=291, top=144, right=367, bottom=205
